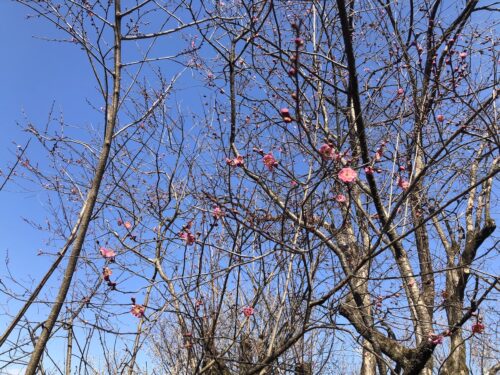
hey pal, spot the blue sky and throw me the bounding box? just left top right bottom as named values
left=0, top=3, right=104, bottom=370
left=0, top=1, right=97, bottom=278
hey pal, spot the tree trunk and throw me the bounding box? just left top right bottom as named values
left=360, top=341, right=377, bottom=375
left=442, top=270, right=469, bottom=375
left=441, top=331, right=468, bottom=375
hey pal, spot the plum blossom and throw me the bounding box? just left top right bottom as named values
left=212, top=206, right=224, bottom=220
left=437, top=114, right=445, bottom=122
left=428, top=333, right=444, bottom=345
left=338, top=167, right=357, bottom=183
left=279, top=108, right=293, bottom=123
left=100, top=247, right=116, bottom=259
left=179, top=231, right=196, bottom=246
left=279, top=108, right=290, bottom=117
left=226, top=155, right=244, bottom=167
left=124, top=221, right=132, bottom=230
left=131, top=304, right=145, bottom=318
left=472, top=321, right=485, bottom=334
left=319, top=144, right=335, bottom=159
left=263, top=153, right=278, bottom=171
left=335, top=194, right=347, bottom=203
left=294, top=37, right=304, bottom=46
left=397, top=177, right=410, bottom=191
left=242, top=306, right=255, bottom=317
left=364, top=166, right=374, bottom=175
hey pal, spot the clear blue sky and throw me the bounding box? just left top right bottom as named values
left=0, top=1, right=97, bottom=277
left=0, top=4, right=103, bottom=371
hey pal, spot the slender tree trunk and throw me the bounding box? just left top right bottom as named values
left=361, top=341, right=377, bottom=375
left=24, top=2, right=122, bottom=373
left=65, top=322, right=73, bottom=375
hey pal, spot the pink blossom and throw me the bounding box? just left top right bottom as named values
left=319, top=144, right=335, bottom=159
left=212, top=206, right=224, bottom=220
left=131, top=304, right=145, bottom=318
left=262, top=153, right=278, bottom=171
left=335, top=194, right=347, bottom=203
left=124, top=221, right=132, bottom=230
left=279, top=108, right=290, bottom=117
left=428, top=333, right=444, bottom=345
left=364, top=166, right=374, bottom=175
left=397, top=88, right=404, bottom=96
left=472, top=322, right=485, bottom=334
left=226, top=155, right=245, bottom=167
left=179, top=231, right=196, bottom=245
left=437, top=114, right=445, bottom=122
left=397, top=177, right=410, bottom=191
left=459, top=51, right=467, bottom=59
left=100, top=247, right=116, bottom=259
left=117, top=219, right=123, bottom=226
left=234, top=155, right=244, bottom=166
left=290, top=180, right=298, bottom=187
left=294, top=37, right=304, bottom=46
left=338, top=167, right=357, bottom=183
left=242, top=306, right=255, bottom=317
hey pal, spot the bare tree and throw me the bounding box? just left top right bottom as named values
left=1, top=0, right=498, bottom=374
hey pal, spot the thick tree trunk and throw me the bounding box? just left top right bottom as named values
left=441, top=331, right=468, bottom=375
left=442, top=270, right=469, bottom=375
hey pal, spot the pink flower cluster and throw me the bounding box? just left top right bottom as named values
left=179, top=221, right=196, bottom=245
left=100, top=247, right=116, bottom=259
left=472, top=321, right=485, bottom=334
left=179, top=231, right=196, bottom=245
left=226, top=155, right=244, bottom=167
left=262, top=152, right=278, bottom=171
left=335, top=194, right=347, bottom=203
left=131, top=304, right=145, bottom=318
left=242, top=306, right=255, bottom=317
left=397, top=177, right=410, bottom=191
left=212, top=206, right=224, bottom=220
left=318, top=143, right=338, bottom=160
left=428, top=333, right=444, bottom=345
left=279, top=108, right=293, bottom=123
